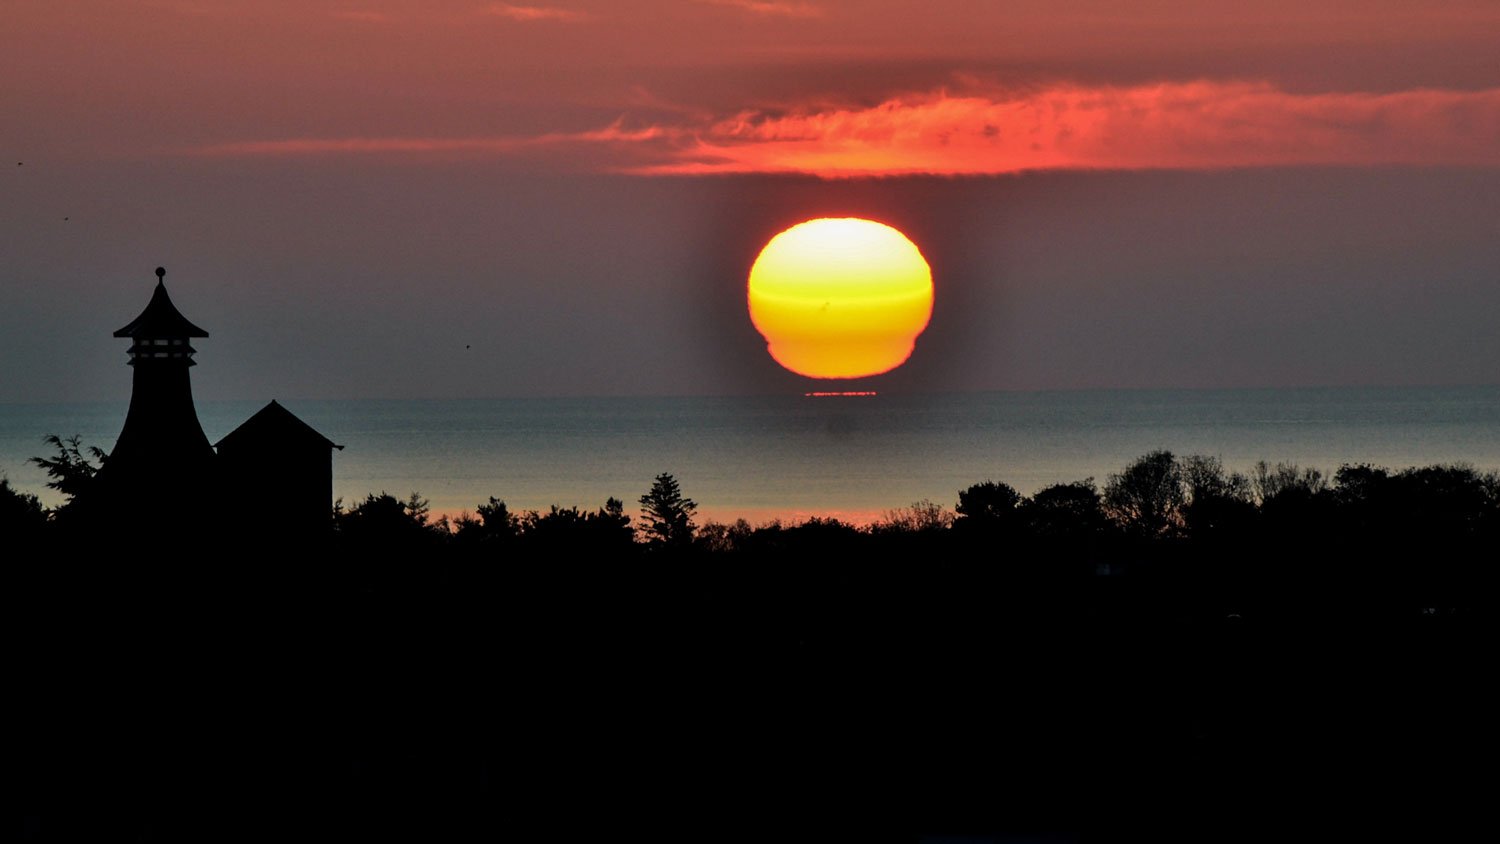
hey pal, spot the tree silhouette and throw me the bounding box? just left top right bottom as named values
left=1179, top=454, right=1256, bottom=538
left=476, top=496, right=518, bottom=538
left=592, top=497, right=634, bottom=547
left=1023, top=479, right=1108, bottom=539
left=955, top=480, right=1022, bottom=530
left=1251, top=460, right=1326, bottom=505
left=29, top=434, right=107, bottom=505
left=1104, top=450, right=1185, bottom=538
left=638, top=473, right=696, bottom=548
left=449, top=496, right=523, bottom=548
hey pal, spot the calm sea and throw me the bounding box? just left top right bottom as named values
left=3, top=386, right=1497, bottom=523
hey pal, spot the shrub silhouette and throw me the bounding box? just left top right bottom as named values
left=874, top=499, right=953, bottom=535
left=1, top=473, right=46, bottom=541
left=694, top=518, right=754, bottom=554
left=518, top=498, right=634, bottom=554
left=336, top=491, right=439, bottom=547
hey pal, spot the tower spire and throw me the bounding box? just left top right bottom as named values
left=96, top=267, right=217, bottom=506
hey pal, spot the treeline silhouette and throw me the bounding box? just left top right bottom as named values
left=8, top=448, right=1491, bottom=842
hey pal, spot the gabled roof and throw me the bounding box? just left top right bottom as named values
left=214, top=400, right=342, bottom=451
left=114, top=280, right=209, bottom=339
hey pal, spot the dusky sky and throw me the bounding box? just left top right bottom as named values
left=4, top=1, right=1499, bottom=402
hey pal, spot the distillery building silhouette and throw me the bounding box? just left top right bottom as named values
left=216, top=399, right=342, bottom=532
left=89, top=267, right=340, bottom=537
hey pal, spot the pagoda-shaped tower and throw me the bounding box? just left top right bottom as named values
left=96, top=268, right=217, bottom=501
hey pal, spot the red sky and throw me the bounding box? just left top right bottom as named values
left=4, top=0, right=1500, bottom=403
left=10, top=1, right=1500, bottom=168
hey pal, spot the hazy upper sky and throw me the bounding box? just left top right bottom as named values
left=4, top=1, right=1499, bottom=402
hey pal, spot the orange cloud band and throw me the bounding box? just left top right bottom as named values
left=698, top=0, right=825, bottom=19
left=191, top=125, right=668, bottom=157
left=483, top=4, right=593, bottom=23
left=189, top=81, right=1500, bottom=177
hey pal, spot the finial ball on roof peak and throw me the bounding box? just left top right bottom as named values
left=114, top=268, right=208, bottom=338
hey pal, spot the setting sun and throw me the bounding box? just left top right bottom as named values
left=748, top=218, right=934, bottom=379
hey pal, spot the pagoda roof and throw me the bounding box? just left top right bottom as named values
left=114, top=280, right=209, bottom=339
left=215, top=400, right=343, bottom=451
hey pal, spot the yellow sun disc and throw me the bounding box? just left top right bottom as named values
left=748, top=217, right=934, bottom=379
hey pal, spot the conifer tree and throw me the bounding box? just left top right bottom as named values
left=29, top=434, right=106, bottom=509
left=638, top=472, right=697, bottom=548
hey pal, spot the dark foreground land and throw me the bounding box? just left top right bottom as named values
left=9, top=455, right=1494, bottom=842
